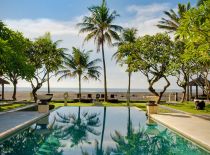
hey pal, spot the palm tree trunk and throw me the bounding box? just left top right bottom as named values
left=47, top=73, right=50, bottom=94
left=127, top=71, right=131, bottom=106
left=79, top=74, right=81, bottom=102
left=100, top=107, right=106, bottom=152
left=101, top=41, right=108, bottom=102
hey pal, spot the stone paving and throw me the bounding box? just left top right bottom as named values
left=0, top=111, right=48, bottom=140
left=151, top=112, right=210, bottom=151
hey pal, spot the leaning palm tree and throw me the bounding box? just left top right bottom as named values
left=113, top=28, right=137, bottom=105
left=157, top=2, right=191, bottom=32
left=57, top=47, right=101, bottom=102
left=77, top=0, right=123, bottom=101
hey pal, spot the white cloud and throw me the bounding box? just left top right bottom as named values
left=5, top=18, right=79, bottom=39
left=122, top=3, right=171, bottom=36
left=127, top=3, right=169, bottom=19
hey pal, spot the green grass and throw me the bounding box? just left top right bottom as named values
left=50, top=102, right=147, bottom=110
left=163, top=102, right=210, bottom=115
left=0, top=103, right=26, bottom=112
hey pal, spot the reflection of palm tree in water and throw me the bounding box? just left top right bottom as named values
left=55, top=106, right=101, bottom=147
left=81, top=107, right=107, bottom=155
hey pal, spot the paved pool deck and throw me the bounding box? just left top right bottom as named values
left=0, top=111, right=49, bottom=141
left=151, top=113, right=210, bottom=151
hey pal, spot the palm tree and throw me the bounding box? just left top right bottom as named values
left=157, top=2, right=191, bottom=32
left=45, top=33, right=67, bottom=94
left=113, top=28, right=137, bottom=105
left=77, top=0, right=123, bottom=101
left=57, top=47, right=101, bottom=102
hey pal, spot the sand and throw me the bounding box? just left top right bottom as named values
left=2, top=91, right=183, bottom=102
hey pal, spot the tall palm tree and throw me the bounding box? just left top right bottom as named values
left=77, top=0, right=123, bottom=101
left=46, top=34, right=67, bottom=94
left=57, top=47, right=101, bottom=101
left=113, top=28, right=137, bottom=105
left=157, top=2, right=191, bottom=32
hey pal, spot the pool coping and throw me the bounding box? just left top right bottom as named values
left=0, top=112, right=50, bottom=142
left=150, top=115, right=210, bottom=153
left=135, top=106, right=210, bottom=153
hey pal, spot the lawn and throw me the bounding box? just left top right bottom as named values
left=163, top=102, right=210, bottom=115
left=0, top=103, right=26, bottom=112
left=50, top=102, right=147, bottom=110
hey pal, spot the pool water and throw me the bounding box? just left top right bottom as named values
left=0, top=107, right=209, bottom=155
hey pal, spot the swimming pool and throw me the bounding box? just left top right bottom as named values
left=0, top=107, right=209, bottom=155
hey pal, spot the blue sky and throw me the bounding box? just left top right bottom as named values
left=1, top=0, right=197, bottom=90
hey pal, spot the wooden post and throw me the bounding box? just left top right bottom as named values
left=196, top=86, right=198, bottom=99
left=2, top=84, right=4, bottom=100
left=175, top=92, right=178, bottom=101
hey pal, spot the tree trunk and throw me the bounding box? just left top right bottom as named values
left=186, top=75, right=190, bottom=101
left=127, top=71, right=131, bottom=106
left=32, top=83, right=42, bottom=103
left=181, top=87, right=187, bottom=103
left=12, top=79, right=17, bottom=100
left=47, top=73, right=50, bottom=94
left=101, top=41, right=108, bottom=102
left=79, top=74, right=81, bottom=102
left=100, top=107, right=106, bottom=152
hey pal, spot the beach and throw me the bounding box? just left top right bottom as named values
left=2, top=90, right=183, bottom=102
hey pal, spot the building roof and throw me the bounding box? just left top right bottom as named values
left=188, top=76, right=210, bottom=86
left=0, top=78, right=9, bottom=84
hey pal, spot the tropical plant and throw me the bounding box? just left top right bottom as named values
left=157, top=2, right=191, bottom=33
left=124, top=33, right=175, bottom=104
left=28, top=32, right=66, bottom=101
left=77, top=0, right=122, bottom=101
left=197, top=0, right=208, bottom=6
left=177, top=1, right=210, bottom=100
left=55, top=107, right=101, bottom=147
left=113, top=28, right=137, bottom=105
left=57, top=47, right=101, bottom=101
left=0, top=22, right=34, bottom=100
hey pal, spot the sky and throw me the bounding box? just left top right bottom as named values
left=0, top=0, right=197, bottom=90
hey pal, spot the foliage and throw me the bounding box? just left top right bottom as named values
left=0, top=21, right=34, bottom=100
left=78, top=0, right=122, bottom=101
left=177, top=1, right=210, bottom=98
left=57, top=47, right=101, bottom=101
left=157, top=2, right=191, bottom=32
left=113, top=28, right=138, bottom=105
left=28, top=32, right=66, bottom=101
left=113, top=28, right=137, bottom=70
left=125, top=33, right=175, bottom=103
